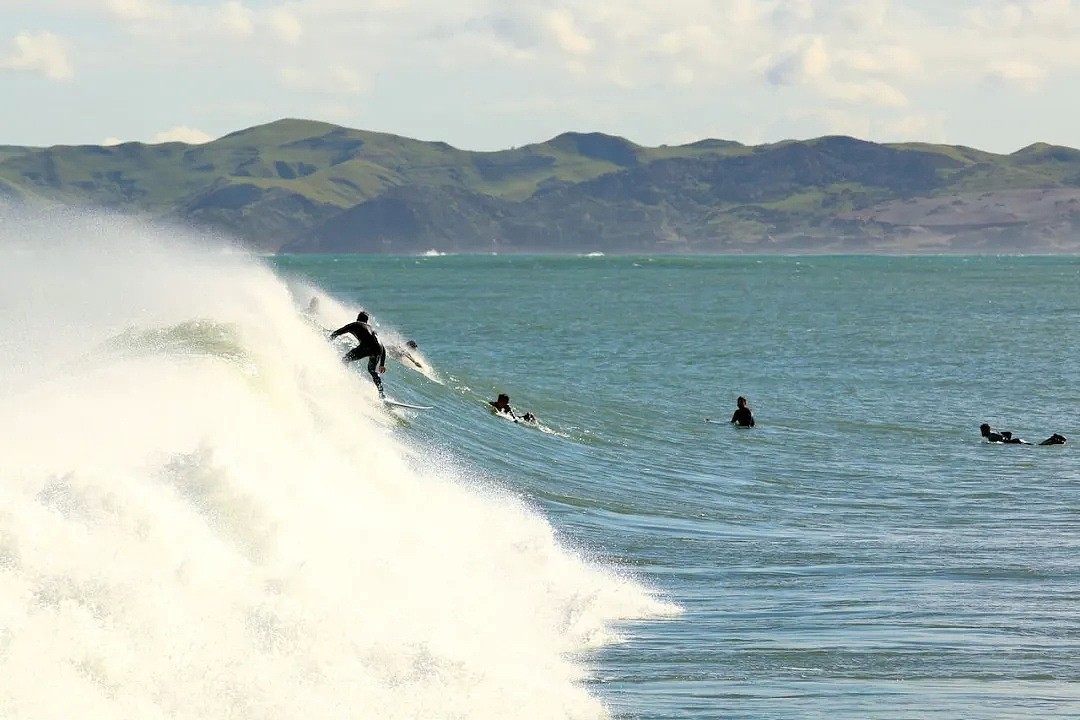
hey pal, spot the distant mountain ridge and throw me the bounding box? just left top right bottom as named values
left=2, top=118, right=1079, bottom=253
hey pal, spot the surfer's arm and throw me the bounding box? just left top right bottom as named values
left=378, top=344, right=387, bottom=369
left=329, top=322, right=356, bottom=340
left=488, top=401, right=518, bottom=421
left=405, top=353, right=423, bottom=368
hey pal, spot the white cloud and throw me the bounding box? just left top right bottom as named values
left=543, top=10, right=593, bottom=56
left=834, top=0, right=890, bottom=33
left=765, top=36, right=829, bottom=86
left=965, top=0, right=1080, bottom=43
left=220, top=1, right=254, bottom=37
left=844, top=45, right=921, bottom=78
left=106, top=0, right=297, bottom=43
left=7, top=0, right=1080, bottom=153
left=771, top=0, right=815, bottom=28
left=758, top=28, right=910, bottom=116
left=2, top=31, right=73, bottom=81
left=153, top=126, right=213, bottom=144
left=651, top=24, right=727, bottom=69
left=269, top=8, right=303, bottom=44
left=107, top=0, right=171, bottom=22
left=821, top=78, right=907, bottom=108
left=102, top=137, right=124, bottom=146
left=671, top=64, right=695, bottom=85
left=986, top=60, right=1047, bottom=91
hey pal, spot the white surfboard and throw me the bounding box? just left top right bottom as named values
left=384, top=398, right=432, bottom=410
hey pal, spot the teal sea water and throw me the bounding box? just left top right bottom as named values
left=1, top=213, right=1077, bottom=719
left=276, top=253, right=1080, bottom=719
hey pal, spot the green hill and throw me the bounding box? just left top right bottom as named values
left=2, top=118, right=1079, bottom=253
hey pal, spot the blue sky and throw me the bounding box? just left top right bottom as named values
left=2, top=0, right=1079, bottom=153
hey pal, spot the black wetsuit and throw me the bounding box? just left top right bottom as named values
left=985, top=429, right=1026, bottom=444
left=489, top=400, right=518, bottom=421
left=731, top=407, right=755, bottom=427
left=330, top=321, right=387, bottom=395
left=982, top=424, right=1066, bottom=445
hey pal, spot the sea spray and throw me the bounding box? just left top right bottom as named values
left=0, top=210, right=676, bottom=719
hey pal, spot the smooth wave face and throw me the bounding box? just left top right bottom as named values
left=0, top=210, right=674, bottom=719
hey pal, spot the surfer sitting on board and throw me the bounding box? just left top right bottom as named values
left=980, top=423, right=1066, bottom=445
left=731, top=396, right=755, bottom=427
left=388, top=339, right=424, bottom=369
left=330, top=311, right=387, bottom=397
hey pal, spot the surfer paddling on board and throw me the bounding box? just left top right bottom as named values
left=489, top=393, right=535, bottom=423
left=980, top=423, right=1066, bottom=445
left=731, top=396, right=755, bottom=427
left=489, top=393, right=518, bottom=421
left=330, top=311, right=387, bottom=397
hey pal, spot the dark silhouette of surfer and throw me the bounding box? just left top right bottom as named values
left=489, top=393, right=534, bottom=423
left=489, top=393, right=518, bottom=420
left=980, top=423, right=1066, bottom=445
left=330, top=311, right=387, bottom=397
left=731, top=396, right=755, bottom=427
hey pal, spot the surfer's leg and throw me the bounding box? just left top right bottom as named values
left=367, top=355, right=384, bottom=396
left=342, top=346, right=365, bottom=364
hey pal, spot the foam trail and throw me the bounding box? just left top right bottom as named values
left=0, top=209, right=676, bottom=719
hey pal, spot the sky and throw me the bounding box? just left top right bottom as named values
left=2, top=0, right=1079, bottom=154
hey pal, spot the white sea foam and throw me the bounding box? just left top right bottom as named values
left=0, top=209, right=675, bottom=719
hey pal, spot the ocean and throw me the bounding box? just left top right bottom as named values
left=1, top=212, right=1078, bottom=719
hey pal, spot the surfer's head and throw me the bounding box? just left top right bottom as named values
left=979, top=423, right=991, bottom=436
left=497, top=393, right=509, bottom=404
left=406, top=340, right=418, bottom=349
left=737, top=396, right=747, bottom=408
left=357, top=311, right=369, bottom=322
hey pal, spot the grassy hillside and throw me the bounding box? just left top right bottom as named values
left=2, top=118, right=1079, bottom=253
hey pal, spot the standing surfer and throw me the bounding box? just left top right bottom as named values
left=330, top=311, right=387, bottom=397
